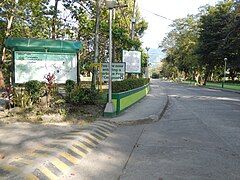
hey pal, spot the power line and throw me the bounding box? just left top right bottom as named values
left=142, top=9, right=173, bottom=21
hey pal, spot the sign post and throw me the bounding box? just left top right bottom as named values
left=102, top=63, right=125, bottom=81
left=122, top=50, right=141, bottom=73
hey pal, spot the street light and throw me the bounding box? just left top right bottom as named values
left=104, top=0, right=116, bottom=116
left=222, top=57, right=228, bottom=88
left=145, top=47, right=150, bottom=78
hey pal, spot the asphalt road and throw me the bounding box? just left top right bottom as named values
left=64, top=81, right=240, bottom=180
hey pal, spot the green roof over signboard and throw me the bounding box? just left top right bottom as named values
left=5, top=38, right=83, bottom=53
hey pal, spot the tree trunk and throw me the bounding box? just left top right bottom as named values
left=229, top=69, right=236, bottom=81
left=92, top=0, right=101, bottom=89
left=0, top=16, right=14, bottom=88
left=195, top=72, right=200, bottom=85
left=192, top=70, right=195, bottom=81
left=51, top=0, right=59, bottom=39
left=203, top=67, right=210, bottom=85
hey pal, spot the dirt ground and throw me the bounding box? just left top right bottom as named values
left=0, top=103, right=104, bottom=125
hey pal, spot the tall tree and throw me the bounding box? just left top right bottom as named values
left=0, top=0, right=18, bottom=87
left=196, top=1, right=234, bottom=84
left=161, top=15, right=199, bottom=80
left=221, top=0, right=240, bottom=80
left=0, top=0, right=51, bottom=87
left=160, top=1, right=240, bottom=83
left=92, top=0, right=101, bottom=89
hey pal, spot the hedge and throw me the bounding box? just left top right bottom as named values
left=112, top=78, right=150, bottom=93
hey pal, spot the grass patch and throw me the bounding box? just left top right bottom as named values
left=181, top=80, right=240, bottom=91
left=206, top=82, right=240, bottom=91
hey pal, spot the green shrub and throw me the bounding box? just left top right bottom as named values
left=25, top=80, right=44, bottom=103
left=69, top=86, right=100, bottom=105
left=13, top=88, right=32, bottom=108
left=151, top=72, right=160, bottom=79
left=112, top=78, right=150, bottom=93
left=65, top=80, right=76, bottom=95
left=226, top=80, right=240, bottom=84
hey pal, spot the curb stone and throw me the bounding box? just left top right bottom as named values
left=102, top=95, right=170, bottom=126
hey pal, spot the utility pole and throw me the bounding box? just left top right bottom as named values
left=131, top=0, right=136, bottom=40
left=145, top=47, right=150, bottom=78
left=52, top=0, right=59, bottom=39
left=92, top=0, right=101, bottom=89
left=127, top=0, right=137, bottom=79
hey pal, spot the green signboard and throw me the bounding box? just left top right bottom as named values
left=15, top=51, right=75, bottom=61
left=102, top=63, right=125, bottom=81
left=14, top=51, right=77, bottom=83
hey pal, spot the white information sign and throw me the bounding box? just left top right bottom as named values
left=14, top=51, right=77, bottom=83
left=102, top=63, right=125, bottom=81
left=122, top=50, right=141, bottom=73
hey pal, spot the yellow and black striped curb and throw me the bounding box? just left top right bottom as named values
left=0, top=120, right=117, bottom=180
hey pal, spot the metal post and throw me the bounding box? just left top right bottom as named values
left=222, top=58, right=227, bottom=88
left=108, top=8, right=113, bottom=103
left=131, top=18, right=136, bottom=40
left=224, top=58, right=227, bottom=87
left=104, top=7, right=115, bottom=116
left=145, top=47, right=150, bottom=78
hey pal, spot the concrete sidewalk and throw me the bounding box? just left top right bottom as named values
left=102, top=79, right=169, bottom=126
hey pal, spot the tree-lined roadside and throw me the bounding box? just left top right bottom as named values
left=160, top=1, right=240, bottom=85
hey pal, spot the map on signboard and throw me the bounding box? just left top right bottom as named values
left=102, top=63, right=125, bottom=81
left=14, top=51, right=77, bottom=83
left=122, top=50, right=141, bottom=73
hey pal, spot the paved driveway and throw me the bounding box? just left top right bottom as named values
left=120, top=81, right=240, bottom=179
left=66, top=80, right=240, bottom=180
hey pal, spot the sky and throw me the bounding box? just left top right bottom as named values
left=137, top=0, right=220, bottom=65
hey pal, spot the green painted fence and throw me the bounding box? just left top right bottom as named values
left=104, top=84, right=150, bottom=117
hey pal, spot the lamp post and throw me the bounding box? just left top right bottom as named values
left=104, top=0, right=116, bottom=116
left=222, top=57, right=228, bottom=88
left=145, top=47, right=150, bottom=78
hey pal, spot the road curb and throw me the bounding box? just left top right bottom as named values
left=102, top=94, right=170, bottom=126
